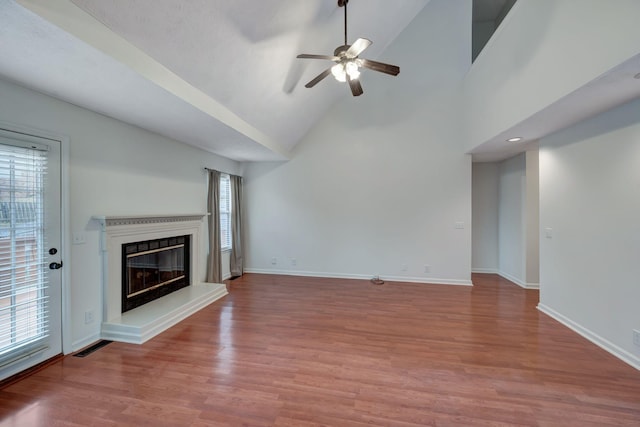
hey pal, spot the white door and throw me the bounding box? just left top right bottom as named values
left=0, top=129, right=62, bottom=381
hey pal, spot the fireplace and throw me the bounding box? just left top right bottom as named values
left=93, top=214, right=228, bottom=344
left=122, top=235, right=190, bottom=312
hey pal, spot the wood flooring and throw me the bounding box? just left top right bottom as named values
left=1, top=273, right=639, bottom=426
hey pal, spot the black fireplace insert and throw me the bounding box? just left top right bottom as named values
left=121, top=235, right=190, bottom=312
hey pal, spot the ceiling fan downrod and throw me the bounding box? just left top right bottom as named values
left=339, top=0, right=348, bottom=46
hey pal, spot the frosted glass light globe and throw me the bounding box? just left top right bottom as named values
left=345, top=61, right=360, bottom=79
left=331, top=63, right=347, bottom=82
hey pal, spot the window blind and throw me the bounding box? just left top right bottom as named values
left=220, top=174, right=231, bottom=250
left=0, top=142, right=49, bottom=367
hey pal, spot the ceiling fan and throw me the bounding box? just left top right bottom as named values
left=296, top=0, right=400, bottom=97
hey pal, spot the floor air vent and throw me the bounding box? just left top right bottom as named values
left=73, top=340, right=113, bottom=358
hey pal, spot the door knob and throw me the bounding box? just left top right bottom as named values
left=49, top=261, right=63, bottom=270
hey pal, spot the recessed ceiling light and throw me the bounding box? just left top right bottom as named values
left=507, top=137, right=523, bottom=142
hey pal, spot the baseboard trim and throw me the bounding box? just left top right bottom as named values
left=243, top=269, right=473, bottom=287
left=471, top=268, right=498, bottom=274
left=537, top=303, right=640, bottom=371
left=71, top=333, right=102, bottom=353
left=496, top=271, right=539, bottom=289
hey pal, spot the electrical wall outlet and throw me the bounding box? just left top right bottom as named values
left=72, top=232, right=86, bottom=245
left=633, top=329, right=640, bottom=346
left=271, top=257, right=277, bottom=265
left=424, top=265, right=431, bottom=273
left=455, top=222, right=464, bottom=229
left=401, top=264, right=408, bottom=272
left=291, top=258, right=297, bottom=266
left=84, top=310, right=94, bottom=324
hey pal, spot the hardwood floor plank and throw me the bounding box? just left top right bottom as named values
left=1, top=273, right=639, bottom=426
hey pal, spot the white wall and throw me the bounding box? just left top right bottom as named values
left=538, top=97, right=640, bottom=369
left=525, top=150, right=539, bottom=284
left=242, top=0, right=473, bottom=285
left=471, top=162, right=499, bottom=272
left=0, top=78, right=240, bottom=350
left=464, top=0, right=640, bottom=151
left=498, top=153, right=525, bottom=283
left=472, top=152, right=538, bottom=286
left=495, top=151, right=539, bottom=288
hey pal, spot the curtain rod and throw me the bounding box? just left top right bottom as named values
left=204, top=167, right=241, bottom=178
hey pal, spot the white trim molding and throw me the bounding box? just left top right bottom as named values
left=244, top=268, right=473, bottom=287
left=472, top=268, right=498, bottom=274
left=94, top=214, right=207, bottom=227
left=497, top=270, right=539, bottom=289
left=72, top=333, right=102, bottom=353
left=537, top=303, right=640, bottom=371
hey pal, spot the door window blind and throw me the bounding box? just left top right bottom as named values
left=0, top=141, right=49, bottom=367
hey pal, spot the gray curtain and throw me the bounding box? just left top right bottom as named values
left=206, top=170, right=222, bottom=283
left=230, top=175, right=243, bottom=277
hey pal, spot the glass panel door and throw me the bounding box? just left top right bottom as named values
left=0, top=130, right=61, bottom=380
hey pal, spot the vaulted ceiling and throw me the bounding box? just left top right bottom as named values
left=2, top=1, right=638, bottom=164
left=0, top=0, right=431, bottom=161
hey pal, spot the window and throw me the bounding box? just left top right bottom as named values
left=219, top=174, right=231, bottom=251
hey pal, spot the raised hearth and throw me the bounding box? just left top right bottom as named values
left=93, top=214, right=227, bottom=344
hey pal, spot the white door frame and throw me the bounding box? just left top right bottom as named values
left=0, top=120, right=71, bottom=356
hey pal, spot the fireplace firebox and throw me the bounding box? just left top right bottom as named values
left=121, top=235, right=191, bottom=312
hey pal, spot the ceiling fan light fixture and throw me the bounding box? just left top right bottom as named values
left=330, top=60, right=360, bottom=82
left=345, top=61, right=360, bottom=79
left=331, top=63, right=347, bottom=82
left=331, top=61, right=360, bottom=83
left=296, top=0, right=398, bottom=96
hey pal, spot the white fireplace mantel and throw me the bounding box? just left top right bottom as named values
left=92, top=213, right=227, bottom=344
left=93, top=213, right=208, bottom=228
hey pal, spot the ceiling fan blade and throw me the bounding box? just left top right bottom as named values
left=305, top=68, right=333, bottom=88
left=346, top=38, right=372, bottom=58
left=297, top=54, right=340, bottom=61
left=359, top=59, right=400, bottom=76
left=347, top=74, right=363, bottom=97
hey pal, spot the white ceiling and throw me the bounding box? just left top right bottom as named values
left=1, top=0, right=639, bottom=163
left=0, top=0, right=430, bottom=161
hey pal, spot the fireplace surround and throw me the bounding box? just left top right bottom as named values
left=93, top=214, right=227, bottom=344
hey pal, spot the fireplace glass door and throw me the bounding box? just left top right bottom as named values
left=122, top=235, right=190, bottom=312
